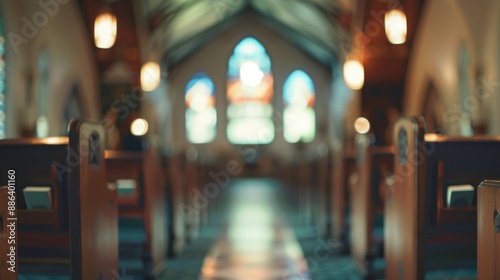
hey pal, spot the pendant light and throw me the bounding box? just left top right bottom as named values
left=94, top=5, right=117, bottom=49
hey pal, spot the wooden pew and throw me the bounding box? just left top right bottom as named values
left=297, top=160, right=313, bottom=224
left=279, top=161, right=304, bottom=222
left=331, top=148, right=357, bottom=252
left=0, top=186, right=17, bottom=279
left=351, top=133, right=394, bottom=276
left=385, top=116, right=500, bottom=280
left=104, top=149, right=167, bottom=277
left=312, top=152, right=331, bottom=237
left=0, top=120, right=118, bottom=279
left=196, top=159, right=212, bottom=226
left=166, top=153, right=188, bottom=255
left=477, top=180, right=500, bottom=279
left=184, top=157, right=202, bottom=241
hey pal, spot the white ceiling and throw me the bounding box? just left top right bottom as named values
left=146, top=0, right=350, bottom=66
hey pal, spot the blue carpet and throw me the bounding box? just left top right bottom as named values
left=156, top=220, right=223, bottom=280
left=288, top=212, right=363, bottom=280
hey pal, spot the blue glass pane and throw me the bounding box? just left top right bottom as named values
left=185, top=72, right=215, bottom=96
left=228, top=37, right=271, bottom=79
left=234, top=37, right=265, bottom=55
left=283, top=70, right=315, bottom=105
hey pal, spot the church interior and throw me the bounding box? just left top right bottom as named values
left=1, top=0, right=500, bottom=279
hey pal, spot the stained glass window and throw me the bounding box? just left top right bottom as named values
left=283, top=70, right=316, bottom=143
left=458, top=46, right=473, bottom=136
left=185, top=72, right=217, bottom=143
left=227, top=37, right=274, bottom=144
left=36, top=50, right=49, bottom=137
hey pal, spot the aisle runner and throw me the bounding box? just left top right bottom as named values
left=199, top=179, right=310, bottom=280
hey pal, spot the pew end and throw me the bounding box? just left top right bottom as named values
left=386, top=116, right=500, bottom=280
left=351, top=132, right=394, bottom=277
left=477, top=180, right=500, bottom=279
left=331, top=149, right=356, bottom=253
left=105, top=149, right=167, bottom=277
left=0, top=120, right=119, bottom=279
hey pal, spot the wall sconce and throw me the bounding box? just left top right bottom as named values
left=94, top=7, right=117, bottom=49
left=141, top=62, right=161, bottom=91
left=343, top=58, right=364, bottom=90
left=385, top=8, right=407, bottom=44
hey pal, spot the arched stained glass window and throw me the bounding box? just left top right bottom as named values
left=458, top=46, right=473, bottom=136
left=36, top=50, right=49, bottom=138
left=283, top=70, right=316, bottom=143
left=0, top=12, right=5, bottom=139
left=227, top=37, right=274, bottom=144
left=185, top=72, right=217, bottom=143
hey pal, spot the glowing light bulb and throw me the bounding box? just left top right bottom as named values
left=94, top=11, right=117, bottom=49
left=343, top=59, right=364, bottom=90
left=141, top=62, right=161, bottom=92
left=131, top=118, right=148, bottom=136
left=385, top=9, right=407, bottom=44
left=354, top=117, right=370, bottom=134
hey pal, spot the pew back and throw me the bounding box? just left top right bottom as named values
left=477, top=180, right=500, bottom=279
left=332, top=149, right=356, bottom=248
left=386, top=116, right=500, bottom=280
left=105, top=149, right=167, bottom=276
left=0, top=120, right=118, bottom=279
left=351, top=133, right=394, bottom=273
left=167, top=154, right=188, bottom=255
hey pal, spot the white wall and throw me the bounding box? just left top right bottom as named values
left=166, top=12, right=332, bottom=162
left=404, top=0, right=500, bottom=135
left=2, top=0, right=99, bottom=137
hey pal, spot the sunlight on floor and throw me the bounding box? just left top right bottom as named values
left=199, top=179, right=310, bottom=279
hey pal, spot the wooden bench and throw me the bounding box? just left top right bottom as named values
left=184, top=156, right=203, bottom=241
left=296, top=160, right=313, bottom=224
left=0, top=120, right=118, bottom=279
left=477, top=180, right=500, bottom=279
left=351, top=133, right=393, bottom=276
left=104, top=149, right=167, bottom=277
left=279, top=161, right=302, bottom=221
left=385, top=116, right=500, bottom=279
left=166, top=153, right=188, bottom=255
left=311, top=153, right=331, bottom=237
left=331, top=148, right=356, bottom=252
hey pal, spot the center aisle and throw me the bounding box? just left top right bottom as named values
left=199, top=178, right=311, bottom=279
